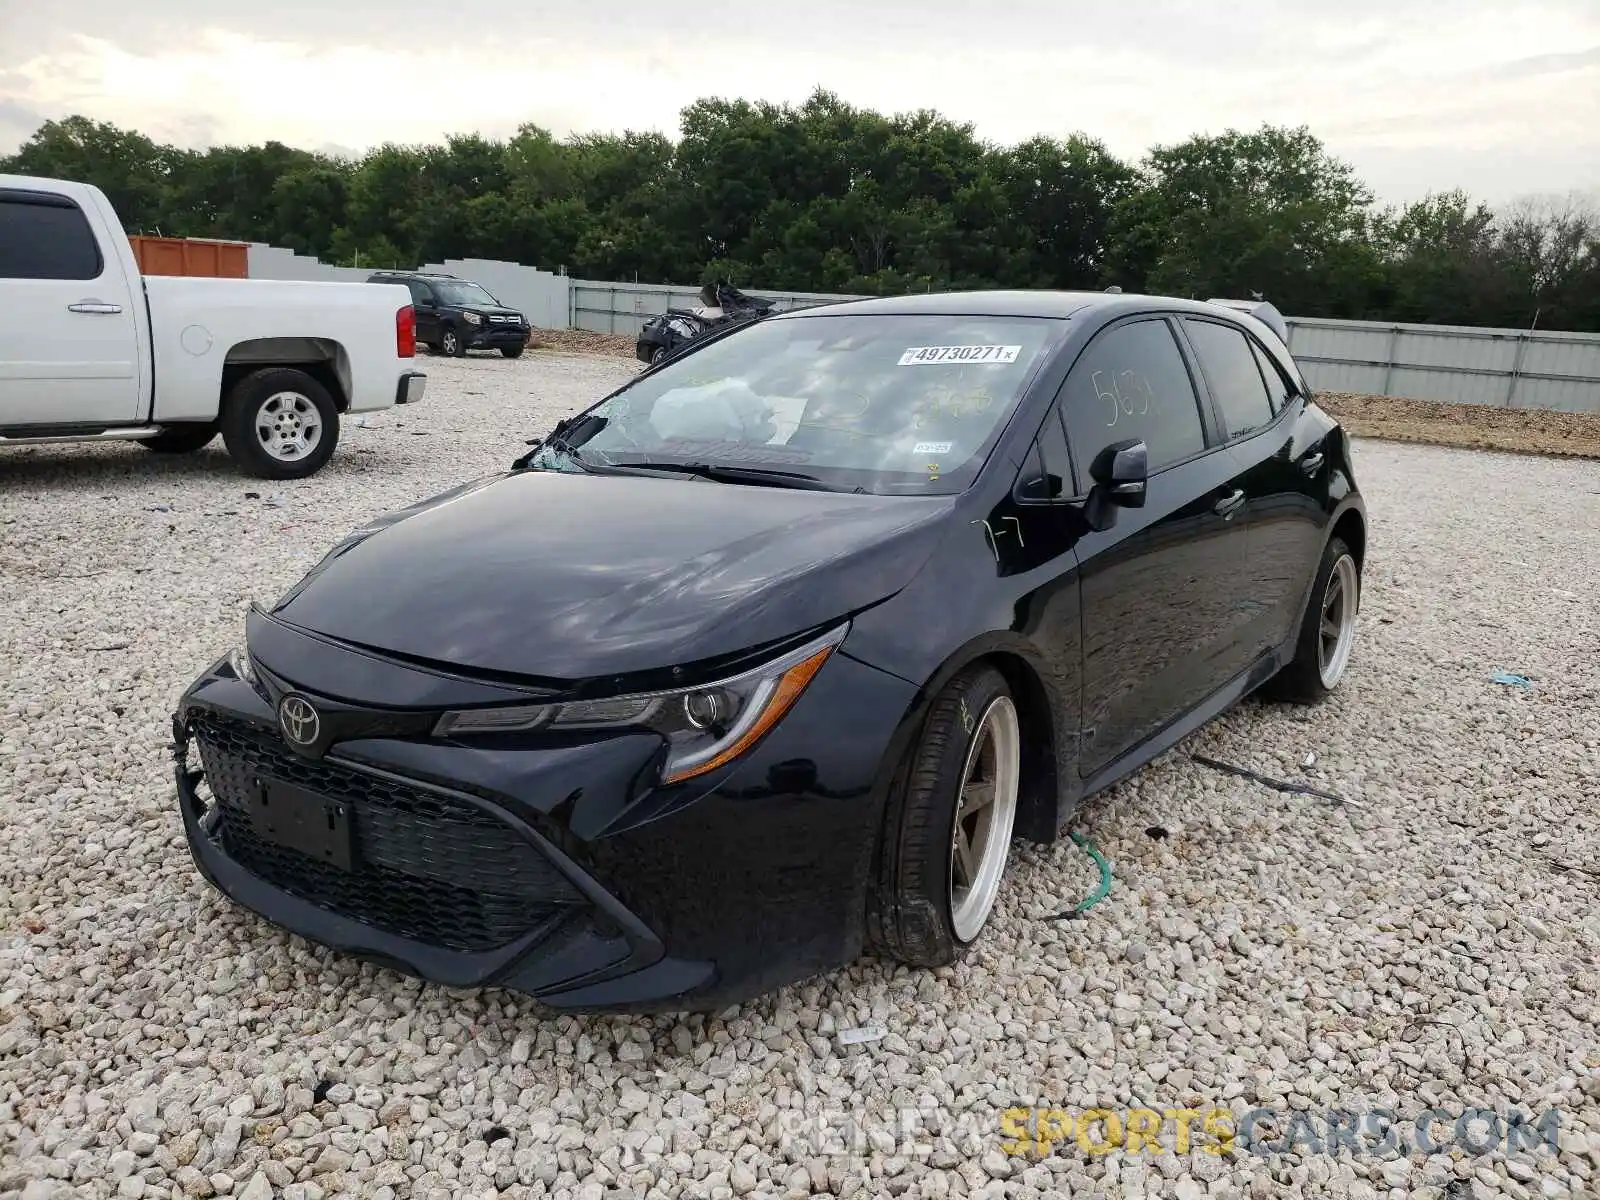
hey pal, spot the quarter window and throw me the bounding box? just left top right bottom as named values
left=1250, top=338, right=1293, bottom=414
left=1060, top=318, right=1207, bottom=488
left=1183, top=318, right=1274, bottom=439
left=0, top=193, right=104, bottom=280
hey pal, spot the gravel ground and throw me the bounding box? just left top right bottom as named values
left=2, top=352, right=1599, bottom=1200
left=1313, top=393, right=1600, bottom=462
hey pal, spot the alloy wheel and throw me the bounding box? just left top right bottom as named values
left=1317, top=554, right=1359, bottom=687
left=949, top=695, right=1021, bottom=942
left=255, top=392, right=323, bottom=462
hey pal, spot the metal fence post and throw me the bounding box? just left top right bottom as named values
left=1381, top=326, right=1402, bottom=396
left=1504, top=333, right=1529, bottom=408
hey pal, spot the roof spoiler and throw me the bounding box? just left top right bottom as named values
left=1206, top=298, right=1289, bottom=345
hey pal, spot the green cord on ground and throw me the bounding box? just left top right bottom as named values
left=1050, top=830, right=1112, bottom=920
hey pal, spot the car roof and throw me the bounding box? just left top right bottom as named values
left=774, top=289, right=1273, bottom=326
left=370, top=271, right=460, bottom=281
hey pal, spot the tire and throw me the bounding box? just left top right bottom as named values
left=141, top=423, right=217, bottom=454
left=867, top=664, right=1022, bottom=968
left=219, top=367, right=340, bottom=481
left=1263, top=535, right=1360, bottom=704
left=440, top=326, right=466, bottom=357
left=650, top=345, right=668, bottom=366
left=500, top=345, right=524, bottom=359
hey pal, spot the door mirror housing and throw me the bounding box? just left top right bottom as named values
left=1083, top=438, right=1149, bottom=530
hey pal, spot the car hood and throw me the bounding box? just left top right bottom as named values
left=270, top=469, right=955, bottom=683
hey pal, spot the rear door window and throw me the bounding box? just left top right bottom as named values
left=1182, top=318, right=1275, bottom=439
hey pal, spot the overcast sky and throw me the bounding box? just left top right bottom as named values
left=2, top=0, right=1597, bottom=208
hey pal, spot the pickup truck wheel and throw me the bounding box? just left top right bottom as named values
left=440, top=327, right=466, bottom=357
left=220, top=368, right=340, bottom=480
left=141, top=423, right=217, bottom=455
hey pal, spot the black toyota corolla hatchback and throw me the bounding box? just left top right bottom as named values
left=172, top=290, right=1366, bottom=1013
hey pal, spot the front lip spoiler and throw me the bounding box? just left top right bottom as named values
left=169, top=708, right=713, bottom=1005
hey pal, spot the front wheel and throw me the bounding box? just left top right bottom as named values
left=1264, top=535, right=1360, bottom=704
left=867, top=664, right=1021, bottom=967
left=500, top=345, right=524, bottom=359
left=440, top=327, right=466, bottom=357
left=219, top=367, right=340, bottom=480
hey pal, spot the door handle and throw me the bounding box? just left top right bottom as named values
left=1213, top=488, right=1246, bottom=518
left=68, top=302, right=123, bottom=314
left=1299, top=452, right=1325, bottom=475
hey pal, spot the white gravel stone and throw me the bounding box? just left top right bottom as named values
left=3, top=358, right=1599, bottom=1200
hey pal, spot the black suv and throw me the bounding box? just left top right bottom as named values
left=368, top=271, right=530, bottom=358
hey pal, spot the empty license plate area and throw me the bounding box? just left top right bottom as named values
left=247, top=778, right=354, bottom=871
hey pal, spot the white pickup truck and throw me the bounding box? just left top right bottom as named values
left=0, top=175, right=426, bottom=479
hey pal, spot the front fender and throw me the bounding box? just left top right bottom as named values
left=843, top=627, right=1071, bottom=846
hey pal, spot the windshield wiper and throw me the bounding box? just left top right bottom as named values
left=516, top=421, right=597, bottom=472
left=600, top=460, right=840, bottom=491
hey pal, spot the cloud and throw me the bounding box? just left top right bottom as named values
left=0, top=99, right=47, bottom=153
left=0, top=2, right=1596, bottom=205
left=1473, top=44, right=1600, bottom=81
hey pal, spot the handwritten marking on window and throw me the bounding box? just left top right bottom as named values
left=1092, top=369, right=1156, bottom=428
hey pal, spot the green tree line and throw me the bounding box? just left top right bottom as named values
left=4, top=90, right=1598, bottom=331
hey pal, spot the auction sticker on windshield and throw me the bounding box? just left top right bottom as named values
left=898, top=345, right=1022, bottom=366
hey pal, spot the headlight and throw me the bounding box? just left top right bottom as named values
left=462, top=311, right=483, bottom=325
left=434, top=624, right=847, bottom=784
left=227, top=645, right=257, bottom=687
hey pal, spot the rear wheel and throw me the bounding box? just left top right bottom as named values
left=868, top=664, right=1021, bottom=967
left=140, top=423, right=217, bottom=455
left=1265, top=535, right=1359, bottom=704
left=219, top=367, right=340, bottom=480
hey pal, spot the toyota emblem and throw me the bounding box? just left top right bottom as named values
left=278, top=695, right=321, bottom=747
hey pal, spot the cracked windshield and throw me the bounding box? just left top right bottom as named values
left=535, top=314, right=1063, bottom=493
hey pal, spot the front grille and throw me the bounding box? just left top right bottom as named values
left=191, top=715, right=583, bottom=952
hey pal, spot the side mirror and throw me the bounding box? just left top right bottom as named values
left=1083, top=438, right=1149, bottom=530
